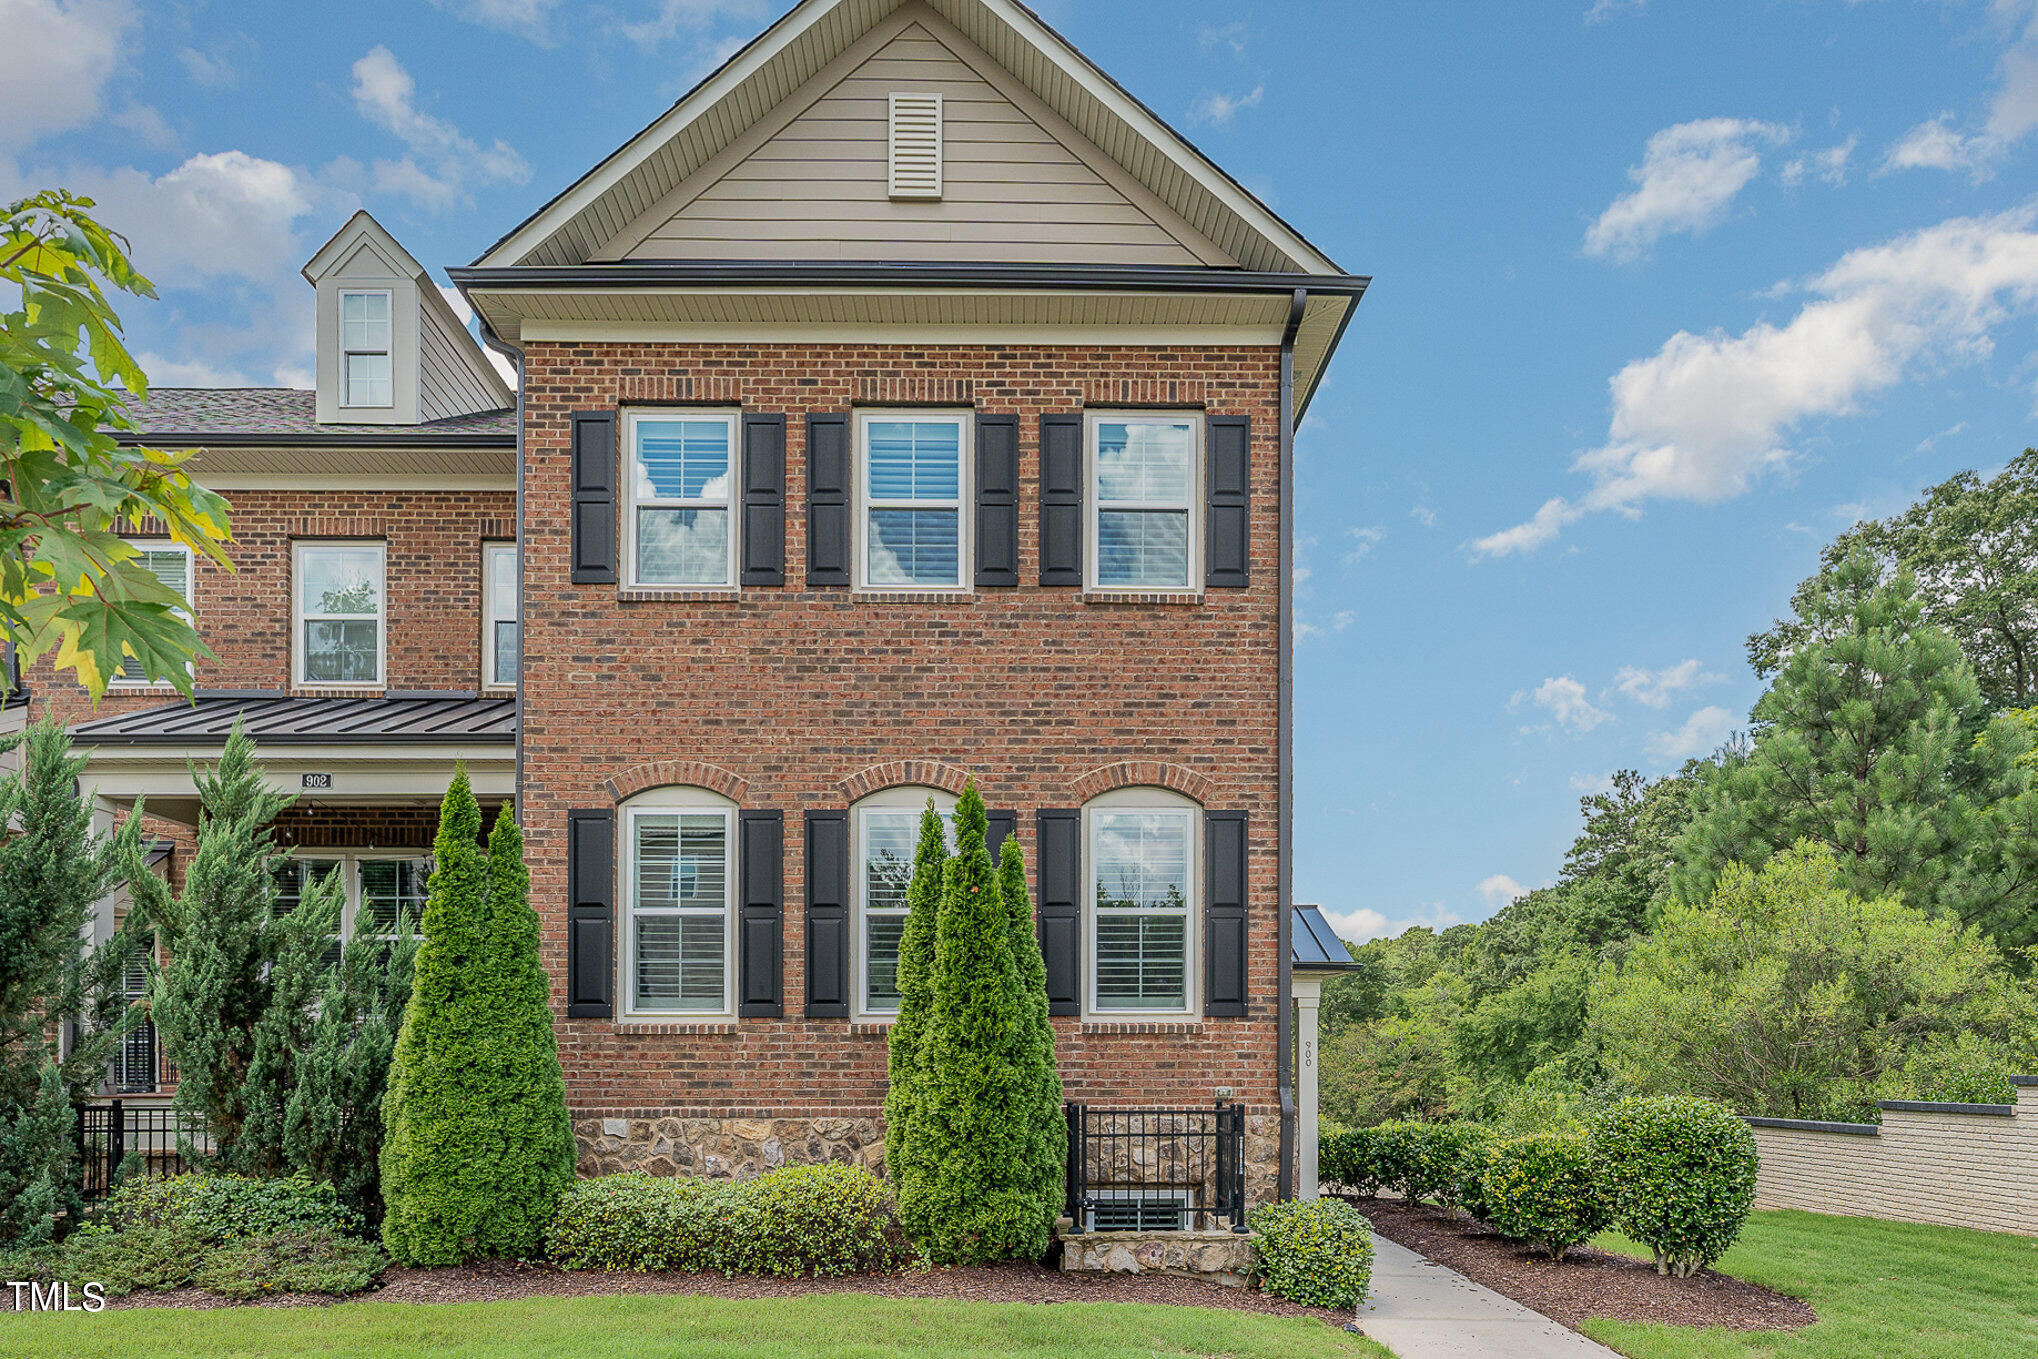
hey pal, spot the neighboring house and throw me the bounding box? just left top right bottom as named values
left=48, top=0, right=1366, bottom=1209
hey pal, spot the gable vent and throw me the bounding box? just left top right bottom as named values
left=888, top=93, right=943, bottom=200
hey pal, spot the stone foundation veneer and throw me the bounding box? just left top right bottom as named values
left=1060, top=1230, right=1256, bottom=1286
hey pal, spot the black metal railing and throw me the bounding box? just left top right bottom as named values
left=73, top=1101, right=200, bottom=1201
left=1063, top=1101, right=1248, bottom=1234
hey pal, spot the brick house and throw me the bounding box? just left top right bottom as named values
left=41, top=0, right=1366, bottom=1213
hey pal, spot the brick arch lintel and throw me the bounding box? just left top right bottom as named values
left=1069, top=761, right=1214, bottom=806
left=837, top=759, right=976, bottom=803
left=606, top=759, right=750, bottom=805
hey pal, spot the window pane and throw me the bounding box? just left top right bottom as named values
left=867, top=422, right=960, bottom=501
left=634, top=915, right=726, bottom=1009
left=1095, top=422, right=1193, bottom=504
left=1097, top=510, right=1190, bottom=589
left=1094, top=914, right=1188, bottom=1010
left=117, top=549, right=191, bottom=680
left=341, top=291, right=390, bottom=346
left=359, top=858, right=430, bottom=937
left=866, top=509, right=959, bottom=586
left=866, top=915, right=906, bottom=1009
left=488, top=548, right=517, bottom=622
left=345, top=352, right=392, bottom=406
left=634, top=420, right=731, bottom=501
left=1093, top=813, right=1191, bottom=911
left=300, top=548, right=381, bottom=618
left=635, top=815, right=727, bottom=911
left=636, top=507, right=729, bottom=586
left=304, top=620, right=380, bottom=683
left=493, top=620, right=519, bottom=687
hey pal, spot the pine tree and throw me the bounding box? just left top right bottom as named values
left=911, top=779, right=1034, bottom=1263
left=381, top=779, right=574, bottom=1264
left=1674, top=554, right=2038, bottom=948
left=0, top=718, right=149, bottom=1241
left=996, top=833, right=1066, bottom=1256
left=884, top=802, right=949, bottom=1235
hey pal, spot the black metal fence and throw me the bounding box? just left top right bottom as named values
left=1063, top=1102, right=1248, bottom=1234
left=74, top=1101, right=200, bottom=1201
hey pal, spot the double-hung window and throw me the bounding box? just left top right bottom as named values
left=859, top=412, right=967, bottom=589
left=627, top=411, right=738, bottom=588
left=295, top=542, right=384, bottom=687
left=1088, top=799, right=1196, bottom=1014
left=626, top=798, right=734, bottom=1015
left=113, top=541, right=194, bottom=685
left=340, top=290, right=393, bottom=408
left=1089, top=415, right=1198, bottom=591
left=854, top=792, right=956, bottom=1015
left=273, top=854, right=430, bottom=970
left=483, top=543, right=517, bottom=688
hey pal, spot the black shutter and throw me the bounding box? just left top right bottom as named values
left=566, top=809, right=615, bottom=1017
left=1206, top=414, right=1251, bottom=589
left=804, top=810, right=850, bottom=1017
left=1036, top=809, right=1081, bottom=1015
left=1038, top=413, right=1083, bottom=586
left=1204, top=810, right=1248, bottom=1016
left=986, top=809, right=1017, bottom=863
left=738, top=811, right=784, bottom=1017
left=742, top=414, right=787, bottom=587
left=570, top=412, right=618, bottom=585
left=806, top=413, right=851, bottom=586
left=975, top=413, right=1019, bottom=587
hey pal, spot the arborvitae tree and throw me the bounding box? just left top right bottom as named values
left=127, top=724, right=305, bottom=1165
left=381, top=779, right=574, bottom=1264
left=239, top=869, right=345, bottom=1173
left=996, top=833, right=1065, bottom=1255
left=883, top=802, right=948, bottom=1226
left=0, top=718, right=149, bottom=1241
left=911, top=780, right=1035, bottom=1263
left=1674, top=555, right=2038, bottom=950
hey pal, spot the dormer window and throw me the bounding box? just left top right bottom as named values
left=340, top=290, right=393, bottom=407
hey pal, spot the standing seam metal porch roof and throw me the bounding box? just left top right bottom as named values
left=1292, top=905, right=1359, bottom=970
left=70, top=693, right=517, bottom=746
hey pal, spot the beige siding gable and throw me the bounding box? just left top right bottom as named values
left=606, top=10, right=1235, bottom=267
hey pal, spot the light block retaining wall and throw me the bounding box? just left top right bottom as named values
left=1745, top=1077, right=2038, bottom=1236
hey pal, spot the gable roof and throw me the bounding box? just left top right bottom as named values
left=113, top=389, right=514, bottom=445
left=475, top=0, right=1343, bottom=276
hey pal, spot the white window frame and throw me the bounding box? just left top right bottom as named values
left=482, top=542, right=517, bottom=691
left=1084, top=788, right=1199, bottom=1018
left=110, top=540, right=194, bottom=688
left=339, top=289, right=394, bottom=409
left=623, top=408, right=741, bottom=591
left=855, top=409, right=971, bottom=592
left=272, top=850, right=431, bottom=944
left=852, top=787, right=958, bottom=1018
left=621, top=791, right=737, bottom=1020
left=1085, top=412, right=1202, bottom=593
left=293, top=540, right=386, bottom=690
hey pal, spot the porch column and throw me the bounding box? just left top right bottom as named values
left=1294, top=976, right=1322, bottom=1200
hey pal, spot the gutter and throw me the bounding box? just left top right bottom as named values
left=472, top=312, right=529, bottom=826
left=1276, top=287, right=1305, bottom=1202
left=448, top=261, right=1372, bottom=297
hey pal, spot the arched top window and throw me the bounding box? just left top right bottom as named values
left=854, top=785, right=957, bottom=1017
left=620, top=785, right=737, bottom=1018
left=1084, top=786, right=1198, bottom=1016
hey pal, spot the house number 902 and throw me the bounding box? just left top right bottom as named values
left=301, top=773, right=334, bottom=790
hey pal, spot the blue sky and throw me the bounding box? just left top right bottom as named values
left=8, top=0, right=2036, bottom=941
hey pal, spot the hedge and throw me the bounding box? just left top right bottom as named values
left=548, top=1165, right=901, bottom=1277
left=1320, top=1126, right=1385, bottom=1196
left=1250, top=1198, right=1374, bottom=1310
left=1479, top=1134, right=1609, bottom=1260
left=1587, top=1096, right=1758, bottom=1277
left=1453, top=1125, right=1500, bottom=1223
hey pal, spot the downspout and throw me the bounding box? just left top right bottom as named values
left=1276, top=287, right=1306, bottom=1202
left=475, top=313, right=527, bottom=821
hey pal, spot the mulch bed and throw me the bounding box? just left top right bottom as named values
left=109, top=1259, right=1345, bottom=1323
left=1349, top=1195, right=1815, bottom=1333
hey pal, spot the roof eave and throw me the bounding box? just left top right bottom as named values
left=112, top=430, right=517, bottom=450
left=450, top=260, right=1371, bottom=295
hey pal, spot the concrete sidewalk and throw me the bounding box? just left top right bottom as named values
left=1353, top=1234, right=1624, bottom=1358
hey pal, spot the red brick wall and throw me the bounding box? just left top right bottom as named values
left=520, top=342, right=1285, bottom=1117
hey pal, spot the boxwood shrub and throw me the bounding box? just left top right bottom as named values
left=1587, top=1095, right=1758, bottom=1277
left=1319, top=1127, right=1385, bottom=1197
left=1404, top=1124, right=1487, bottom=1209
left=1249, top=1198, right=1374, bottom=1310
left=549, top=1164, right=901, bottom=1277
left=1367, top=1120, right=1427, bottom=1198
left=1454, top=1125, right=1500, bottom=1223
left=1479, top=1134, right=1609, bottom=1259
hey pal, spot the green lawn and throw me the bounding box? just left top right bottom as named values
left=1582, top=1210, right=2038, bottom=1359
left=0, top=1290, right=1387, bottom=1359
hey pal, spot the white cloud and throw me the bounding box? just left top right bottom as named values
left=1916, top=420, right=1968, bottom=454
left=176, top=35, right=255, bottom=89
left=1189, top=85, right=1265, bottom=127
left=1296, top=609, right=1354, bottom=642
left=1511, top=675, right=1613, bottom=733
left=0, top=0, right=135, bottom=152
left=1585, top=0, right=1646, bottom=22
left=1409, top=504, right=1438, bottom=528
left=1345, top=524, right=1387, bottom=562
left=1478, top=874, right=1527, bottom=908
left=1322, top=902, right=1465, bottom=945
left=616, top=0, right=768, bottom=47
left=428, top=0, right=564, bottom=41
left=1781, top=135, right=1857, bottom=187
left=1647, top=705, right=1734, bottom=764
left=1613, top=658, right=1721, bottom=708
left=1570, top=770, right=1616, bottom=795
left=110, top=103, right=177, bottom=152
left=134, top=352, right=257, bottom=388
left=1883, top=4, right=2038, bottom=179
left=350, top=46, right=528, bottom=211
left=1585, top=118, right=1791, bottom=263
left=1198, top=22, right=1250, bottom=56
left=1479, top=205, right=2038, bottom=555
